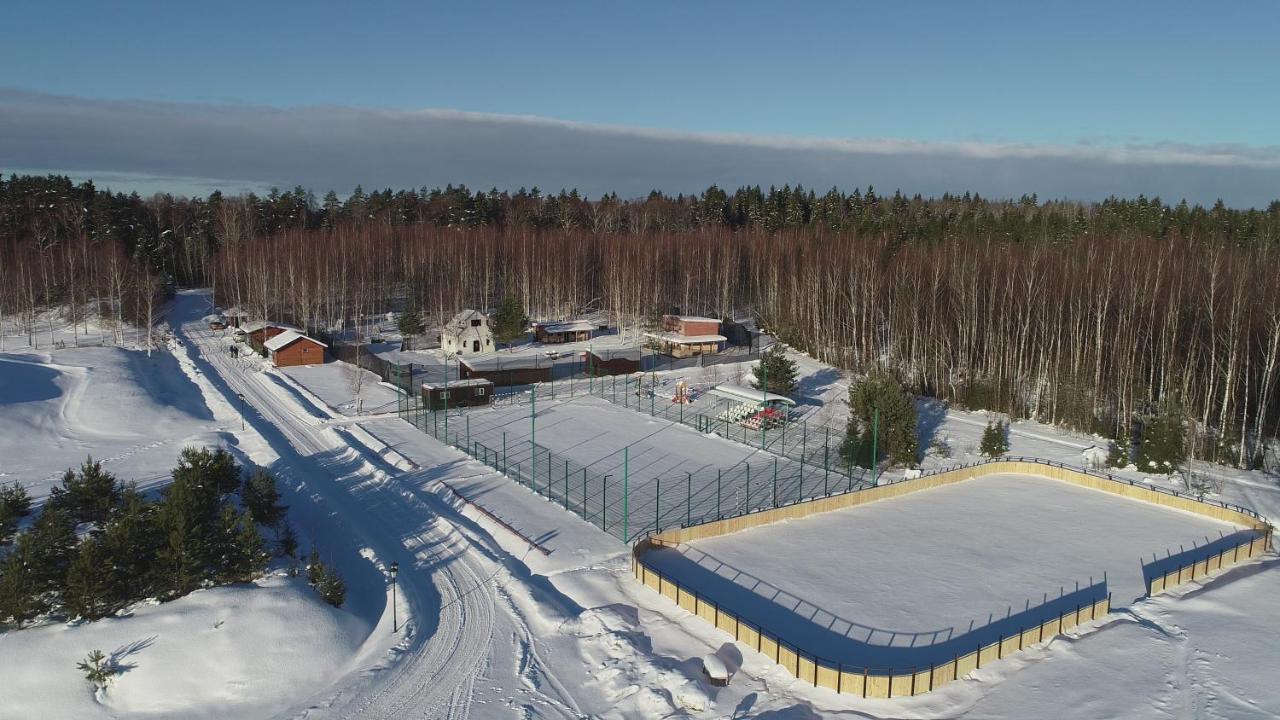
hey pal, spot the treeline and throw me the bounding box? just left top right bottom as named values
left=4, top=172, right=1280, bottom=287
left=4, top=173, right=1280, bottom=466
left=0, top=450, right=342, bottom=630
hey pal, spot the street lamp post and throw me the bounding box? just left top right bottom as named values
left=389, top=561, right=400, bottom=633
left=237, top=392, right=245, bottom=430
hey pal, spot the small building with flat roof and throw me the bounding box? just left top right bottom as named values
left=459, top=354, right=553, bottom=386
left=586, top=348, right=642, bottom=375
left=707, top=382, right=797, bottom=408
left=644, top=331, right=726, bottom=358
left=420, top=378, right=494, bottom=410
left=533, top=320, right=596, bottom=344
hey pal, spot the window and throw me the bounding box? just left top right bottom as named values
left=471, top=319, right=482, bottom=327
left=472, top=340, right=480, bottom=352
left=439, top=390, right=450, bottom=399
left=475, top=387, right=486, bottom=396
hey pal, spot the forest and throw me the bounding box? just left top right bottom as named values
left=2, top=172, right=1279, bottom=468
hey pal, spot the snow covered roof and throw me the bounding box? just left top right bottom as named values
left=264, top=330, right=327, bottom=352
left=644, top=331, right=727, bottom=344
left=675, top=315, right=721, bottom=324
left=459, top=353, right=548, bottom=371
left=241, top=320, right=301, bottom=334
left=538, top=320, right=596, bottom=334
left=708, top=382, right=797, bottom=407
left=443, top=309, right=488, bottom=337
left=421, top=378, right=493, bottom=389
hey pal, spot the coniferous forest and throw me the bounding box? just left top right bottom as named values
left=3, top=173, right=1280, bottom=468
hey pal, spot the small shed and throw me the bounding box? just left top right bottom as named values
left=586, top=348, right=642, bottom=376
left=722, top=316, right=759, bottom=348
left=459, top=355, right=553, bottom=386
left=420, top=378, right=494, bottom=411
left=264, top=330, right=328, bottom=368
left=533, top=320, right=595, bottom=344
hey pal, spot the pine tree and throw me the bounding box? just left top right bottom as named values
left=77, top=649, right=115, bottom=690
left=242, top=469, right=286, bottom=529
left=1106, top=438, right=1131, bottom=468
left=1137, top=412, right=1186, bottom=474
left=26, top=508, right=77, bottom=595
left=156, top=467, right=218, bottom=597
left=306, top=547, right=324, bottom=587
left=172, top=447, right=241, bottom=498
left=0, top=482, right=32, bottom=544
left=316, top=565, right=346, bottom=608
left=491, top=295, right=528, bottom=349
left=278, top=521, right=299, bottom=559
left=47, top=458, right=120, bottom=525
left=0, top=539, right=42, bottom=627
left=65, top=537, right=111, bottom=621
left=842, top=371, right=919, bottom=467
left=215, top=506, right=268, bottom=584
left=101, top=485, right=161, bottom=608
left=980, top=420, right=1010, bottom=457
left=751, top=345, right=798, bottom=395
left=397, top=297, right=424, bottom=338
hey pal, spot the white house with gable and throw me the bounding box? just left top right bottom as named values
left=440, top=309, right=494, bottom=356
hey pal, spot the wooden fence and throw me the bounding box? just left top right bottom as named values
left=1146, top=531, right=1271, bottom=596
left=632, top=545, right=1110, bottom=698
left=633, top=460, right=1272, bottom=696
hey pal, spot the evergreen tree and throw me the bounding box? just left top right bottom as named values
left=215, top=505, right=267, bottom=583
left=0, top=481, right=32, bottom=544
left=751, top=345, right=798, bottom=395
left=842, top=371, right=919, bottom=467
left=0, top=538, right=42, bottom=627
left=980, top=420, right=1010, bottom=457
left=26, top=508, right=77, bottom=595
left=306, top=546, right=324, bottom=587
left=242, top=469, right=286, bottom=529
left=397, top=297, right=424, bottom=338
left=172, top=446, right=241, bottom=498
left=47, top=458, right=121, bottom=525
left=278, top=521, right=299, bottom=559
left=491, top=295, right=528, bottom=349
left=100, top=486, right=162, bottom=609
left=316, top=565, right=346, bottom=608
left=156, top=457, right=224, bottom=597
left=77, top=649, right=115, bottom=690
left=1137, top=412, right=1186, bottom=474
left=65, top=537, right=111, bottom=621
left=1106, top=438, right=1131, bottom=468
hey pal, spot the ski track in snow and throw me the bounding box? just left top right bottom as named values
left=167, top=292, right=570, bottom=720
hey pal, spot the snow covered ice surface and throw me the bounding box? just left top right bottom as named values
left=3, top=293, right=1279, bottom=719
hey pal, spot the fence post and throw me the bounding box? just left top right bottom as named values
left=746, top=464, right=751, bottom=513
left=564, top=459, right=570, bottom=510
left=687, top=472, right=692, bottom=526
left=773, top=457, right=778, bottom=507
left=717, top=468, right=721, bottom=518
left=824, top=434, right=830, bottom=496
left=623, top=446, right=630, bottom=540
left=502, top=431, right=507, bottom=474
left=655, top=478, right=661, bottom=533
left=583, top=469, right=588, bottom=516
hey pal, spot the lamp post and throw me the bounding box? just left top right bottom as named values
left=389, top=560, right=400, bottom=633
left=236, top=392, right=245, bottom=430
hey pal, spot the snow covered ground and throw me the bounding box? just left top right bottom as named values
left=5, top=293, right=1278, bottom=719
left=0, top=347, right=220, bottom=498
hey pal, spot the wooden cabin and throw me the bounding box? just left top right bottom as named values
left=533, top=320, right=595, bottom=344
left=264, top=330, right=328, bottom=367
left=420, top=378, right=494, bottom=410
left=586, top=348, right=642, bottom=375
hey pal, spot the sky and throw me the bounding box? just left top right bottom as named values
left=2, top=1, right=1278, bottom=205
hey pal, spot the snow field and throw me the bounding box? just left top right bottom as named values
left=642, top=473, right=1248, bottom=670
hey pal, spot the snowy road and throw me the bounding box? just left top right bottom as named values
left=168, top=291, right=578, bottom=719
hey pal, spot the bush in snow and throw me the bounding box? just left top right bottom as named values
left=242, top=469, right=287, bottom=530
left=980, top=420, right=1010, bottom=458
left=1106, top=438, right=1131, bottom=468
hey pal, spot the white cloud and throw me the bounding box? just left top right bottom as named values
left=2, top=88, right=1277, bottom=206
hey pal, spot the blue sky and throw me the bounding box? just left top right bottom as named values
left=2, top=1, right=1278, bottom=203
